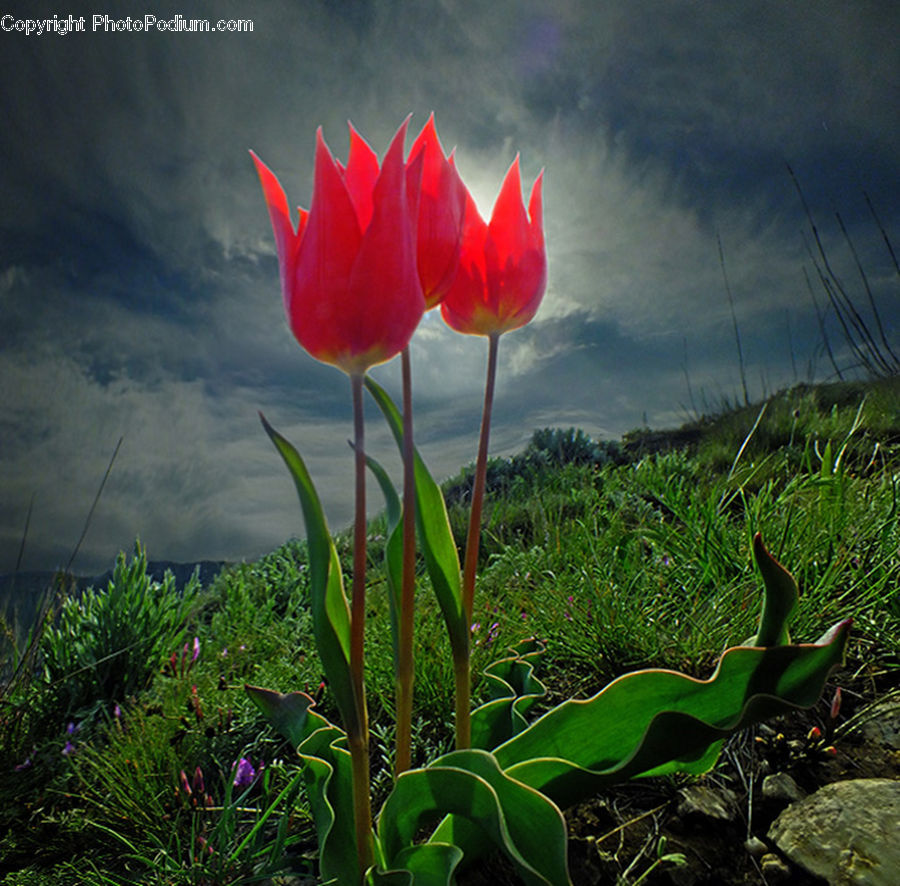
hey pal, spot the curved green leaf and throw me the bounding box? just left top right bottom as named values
left=368, top=844, right=464, bottom=886
left=244, top=684, right=328, bottom=748
left=751, top=532, right=798, bottom=646
left=259, top=413, right=358, bottom=737
left=493, top=619, right=851, bottom=807
left=471, top=638, right=547, bottom=750
left=364, top=378, right=467, bottom=659
left=380, top=749, right=570, bottom=886
left=296, top=724, right=361, bottom=886
left=244, top=685, right=364, bottom=885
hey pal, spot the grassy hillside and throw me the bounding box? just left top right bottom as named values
left=1, top=378, right=898, bottom=884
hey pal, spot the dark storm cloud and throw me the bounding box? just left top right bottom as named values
left=1, top=0, right=897, bottom=574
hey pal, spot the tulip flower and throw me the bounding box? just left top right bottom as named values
left=251, top=121, right=426, bottom=376
left=253, top=120, right=429, bottom=873
left=441, top=156, right=546, bottom=336
left=439, top=155, right=546, bottom=748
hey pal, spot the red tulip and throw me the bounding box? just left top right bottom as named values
left=440, top=156, right=546, bottom=336
left=406, top=114, right=467, bottom=308
left=251, top=120, right=426, bottom=375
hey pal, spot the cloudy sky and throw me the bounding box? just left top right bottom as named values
left=1, top=0, right=898, bottom=576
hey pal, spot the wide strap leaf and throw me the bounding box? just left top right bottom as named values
left=364, top=378, right=468, bottom=658
left=492, top=619, right=851, bottom=808
left=259, top=413, right=359, bottom=737
left=379, top=748, right=571, bottom=886
left=471, top=638, right=547, bottom=750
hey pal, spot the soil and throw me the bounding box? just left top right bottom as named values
left=459, top=651, right=900, bottom=885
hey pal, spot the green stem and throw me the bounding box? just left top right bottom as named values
left=349, top=372, right=373, bottom=877
left=457, top=331, right=500, bottom=749
left=395, top=346, right=416, bottom=775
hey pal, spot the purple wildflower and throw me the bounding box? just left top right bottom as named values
left=62, top=741, right=75, bottom=756
left=233, top=757, right=256, bottom=788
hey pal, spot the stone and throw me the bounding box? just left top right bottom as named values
left=744, top=836, right=768, bottom=856
left=760, top=853, right=791, bottom=881
left=769, top=778, right=900, bottom=885
left=762, top=772, right=806, bottom=803
left=676, top=784, right=740, bottom=821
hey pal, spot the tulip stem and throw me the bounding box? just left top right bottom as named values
left=395, top=346, right=416, bottom=775
left=349, top=372, right=374, bottom=878
left=457, top=331, right=500, bottom=749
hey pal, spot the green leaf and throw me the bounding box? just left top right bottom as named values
left=380, top=749, right=570, bottom=886
left=244, top=684, right=362, bottom=885
left=364, top=378, right=467, bottom=659
left=750, top=533, right=797, bottom=646
left=368, top=844, right=464, bottom=886
left=296, top=724, right=362, bottom=886
left=243, top=685, right=325, bottom=748
left=259, top=413, right=359, bottom=737
left=491, top=619, right=851, bottom=808
left=471, top=638, right=547, bottom=750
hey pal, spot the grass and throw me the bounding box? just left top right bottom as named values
left=1, top=378, right=899, bottom=884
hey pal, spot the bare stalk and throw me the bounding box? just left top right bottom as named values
left=457, top=331, right=500, bottom=749
left=349, top=372, right=374, bottom=878
left=395, top=346, right=416, bottom=775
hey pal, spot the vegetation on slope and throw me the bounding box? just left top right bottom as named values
left=1, top=378, right=898, bottom=884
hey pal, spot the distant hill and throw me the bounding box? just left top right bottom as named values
left=0, top=560, right=227, bottom=638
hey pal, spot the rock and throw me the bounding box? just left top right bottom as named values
left=769, top=778, right=900, bottom=885
left=762, top=772, right=806, bottom=803
left=744, top=836, right=768, bottom=856
left=676, top=784, right=739, bottom=821
left=760, top=853, right=792, bottom=881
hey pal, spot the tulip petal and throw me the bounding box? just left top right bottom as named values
left=290, top=128, right=364, bottom=365
left=250, top=151, right=307, bottom=316
left=341, top=123, right=379, bottom=232
left=343, top=119, right=425, bottom=372
left=489, top=158, right=529, bottom=251
left=409, top=114, right=468, bottom=307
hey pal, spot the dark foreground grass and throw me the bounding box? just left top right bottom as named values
left=1, top=379, right=898, bottom=884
